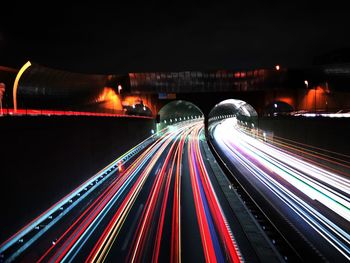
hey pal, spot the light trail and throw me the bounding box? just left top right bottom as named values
left=1, top=119, right=243, bottom=262
left=48, top=125, right=188, bottom=262
left=0, top=108, right=153, bottom=119
left=0, top=135, right=155, bottom=260
left=212, top=118, right=350, bottom=261
left=188, top=125, right=242, bottom=263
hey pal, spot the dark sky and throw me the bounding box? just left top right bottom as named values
left=1, top=2, right=350, bottom=73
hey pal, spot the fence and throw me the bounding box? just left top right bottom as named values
left=0, top=108, right=154, bottom=119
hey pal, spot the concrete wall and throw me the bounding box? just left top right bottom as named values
left=0, top=116, right=155, bottom=242
left=258, top=116, right=350, bottom=155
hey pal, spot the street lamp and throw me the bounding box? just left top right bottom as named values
left=304, top=80, right=316, bottom=115
left=117, top=84, right=122, bottom=94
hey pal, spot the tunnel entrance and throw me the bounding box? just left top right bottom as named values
left=209, top=99, right=258, bottom=129
left=157, top=100, right=203, bottom=131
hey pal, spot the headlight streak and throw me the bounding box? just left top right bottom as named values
left=231, top=136, right=350, bottom=219
left=2, top=119, right=245, bottom=262
left=170, top=130, right=184, bottom=263
left=153, top=127, right=188, bottom=263
left=213, top=118, right=350, bottom=261
left=68, top=130, right=186, bottom=262
left=87, top=120, right=242, bottom=263
left=35, top=127, right=185, bottom=263
left=256, top=132, right=350, bottom=178
left=41, top=133, right=171, bottom=262
left=221, top=140, right=350, bottom=257
left=240, top=127, right=350, bottom=194
left=0, top=135, right=155, bottom=261
left=85, top=124, right=194, bottom=263
left=218, top=120, right=350, bottom=219
left=245, top=126, right=350, bottom=168
left=188, top=125, right=242, bottom=263
left=152, top=144, right=179, bottom=263
left=128, top=132, right=184, bottom=263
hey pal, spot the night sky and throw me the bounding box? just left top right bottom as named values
left=1, top=2, right=350, bottom=73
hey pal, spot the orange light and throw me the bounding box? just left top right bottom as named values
left=97, top=87, right=122, bottom=111
left=122, top=96, right=144, bottom=107
left=117, top=161, right=124, bottom=172
left=300, top=86, right=326, bottom=111
left=13, top=61, right=31, bottom=112
left=275, top=65, right=280, bottom=70
left=276, top=97, right=294, bottom=107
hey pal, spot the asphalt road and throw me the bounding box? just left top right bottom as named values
left=1, top=120, right=250, bottom=262
left=210, top=118, right=350, bottom=263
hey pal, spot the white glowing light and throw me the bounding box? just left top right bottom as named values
left=212, top=118, right=350, bottom=260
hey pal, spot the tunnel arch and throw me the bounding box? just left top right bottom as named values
left=157, top=100, right=203, bottom=131
left=208, top=99, right=258, bottom=128
left=264, top=100, right=294, bottom=116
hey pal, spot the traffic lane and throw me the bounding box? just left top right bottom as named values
left=199, top=138, right=264, bottom=262
left=212, top=127, right=348, bottom=262
left=186, top=125, right=242, bottom=262
left=1, top=125, right=191, bottom=262
left=10, top=164, right=128, bottom=262
left=84, top=127, right=190, bottom=262
left=181, top=139, right=206, bottom=263
left=54, top=131, right=178, bottom=262
left=19, top=135, right=165, bottom=262
left=234, top=128, right=350, bottom=221
left=76, top=153, right=169, bottom=262
left=0, top=134, right=156, bottom=261
left=214, top=121, right=350, bottom=260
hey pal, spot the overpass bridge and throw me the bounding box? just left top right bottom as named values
left=1, top=62, right=350, bottom=262
left=1, top=62, right=350, bottom=121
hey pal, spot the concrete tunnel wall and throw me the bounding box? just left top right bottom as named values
left=0, top=116, right=156, bottom=243
left=156, top=100, right=204, bottom=131
left=207, top=99, right=350, bottom=157
left=208, top=99, right=258, bottom=127
left=258, top=116, right=350, bottom=156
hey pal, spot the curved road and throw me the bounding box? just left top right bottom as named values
left=0, top=120, right=244, bottom=262
left=211, top=118, right=350, bottom=263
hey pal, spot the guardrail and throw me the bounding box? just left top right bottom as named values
left=0, top=134, right=156, bottom=259
left=0, top=108, right=153, bottom=119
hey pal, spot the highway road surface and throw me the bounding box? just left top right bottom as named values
left=211, top=118, right=350, bottom=263
left=1, top=120, right=252, bottom=262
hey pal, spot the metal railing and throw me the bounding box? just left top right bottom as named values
left=0, top=108, right=154, bottom=119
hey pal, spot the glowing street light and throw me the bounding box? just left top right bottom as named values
left=13, top=61, right=32, bottom=112
left=275, top=65, right=280, bottom=71
left=304, top=80, right=317, bottom=114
